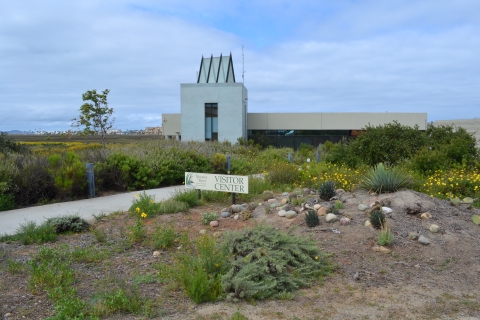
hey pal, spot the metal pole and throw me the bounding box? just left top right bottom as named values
left=86, top=163, right=95, bottom=198
left=226, top=155, right=236, bottom=204
left=288, top=153, right=292, bottom=163
left=316, top=151, right=320, bottom=163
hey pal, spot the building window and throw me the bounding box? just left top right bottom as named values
left=205, top=103, right=218, bottom=141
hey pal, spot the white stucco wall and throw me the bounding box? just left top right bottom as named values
left=434, top=118, right=480, bottom=146
left=181, top=83, right=247, bottom=143
left=247, top=112, right=428, bottom=130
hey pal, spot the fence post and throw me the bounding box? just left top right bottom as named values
left=226, top=155, right=235, bottom=204
left=86, top=163, right=95, bottom=198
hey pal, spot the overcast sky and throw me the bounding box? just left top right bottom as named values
left=1, top=0, right=479, bottom=132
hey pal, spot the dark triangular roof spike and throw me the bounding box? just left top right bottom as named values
left=197, top=53, right=236, bottom=83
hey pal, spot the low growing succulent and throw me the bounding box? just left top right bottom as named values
left=370, top=210, right=386, bottom=229
left=305, top=209, right=320, bottom=227
left=318, top=180, right=335, bottom=201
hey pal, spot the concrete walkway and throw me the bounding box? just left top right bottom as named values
left=0, top=186, right=182, bottom=236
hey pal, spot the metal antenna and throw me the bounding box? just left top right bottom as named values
left=242, top=44, right=245, bottom=84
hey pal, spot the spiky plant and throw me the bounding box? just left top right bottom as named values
left=359, top=163, right=412, bottom=193
left=318, top=180, right=335, bottom=201
left=370, top=210, right=386, bottom=229
left=305, top=209, right=320, bottom=227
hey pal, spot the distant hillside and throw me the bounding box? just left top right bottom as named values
left=4, top=130, right=29, bottom=135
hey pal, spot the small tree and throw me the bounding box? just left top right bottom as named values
left=72, top=89, right=114, bottom=147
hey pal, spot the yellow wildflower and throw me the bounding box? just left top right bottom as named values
left=141, top=212, right=147, bottom=218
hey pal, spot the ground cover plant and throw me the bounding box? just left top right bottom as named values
left=2, top=183, right=480, bottom=318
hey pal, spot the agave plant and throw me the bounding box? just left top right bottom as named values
left=318, top=180, right=336, bottom=201
left=359, top=163, right=411, bottom=193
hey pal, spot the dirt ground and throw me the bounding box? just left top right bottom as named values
left=1, top=189, right=480, bottom=320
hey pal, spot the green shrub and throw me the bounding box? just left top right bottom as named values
left=0, top=193, right=14, bottom=211
left=11, top=155, right=57, bottom=207
left=360, top=163, right=412, bottom=193
left=7, top=259, right=26, bottom=274
left=16, top=220, right=57, bottom=245
left=46, top=214, right=90, bottom=234
left=159, top=199, right=189, bottom=214
left=164, top=234, right=227, bottom=304
left=220, top=224, right=332, bottom=301
left=152, top=224, right=176, bottom=250
left=128, top=219, right=146, bottom=244
left=47, top=152, right=86, bottom=199
left=212, top=153, right=227, bottom=173
left=267, top=162, right=299, bottom=185
left=0, top=132, right=29, bottom=154
left=327, top=204, right=339, bottom=215
left=378, top=229, right=394, bottom=246
left=92, top=227, right=108, bottom=243
left=322, top=139, right=360, bottom=168
left=201, top=190, right=230, bottom=204
left=349, top=121, right=427, bottom=166
left=171, top=188, right=201, bottom=208
left=129, top=191, right=162, bottom=217
left=201, top=212, right=218, bottom=225
left=334, top=200, right=344, bottom=209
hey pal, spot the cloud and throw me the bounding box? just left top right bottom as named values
left=0, top=0, right=479, bottom=131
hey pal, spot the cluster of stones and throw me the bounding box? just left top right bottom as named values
left=262, top=189, right=349, bottom=223
left=358, top=198, right=441, bottom=250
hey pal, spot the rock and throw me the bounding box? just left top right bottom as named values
left=380, top=198, right=391, bottom=206
left=365, top=220, right=372, bottom=227
left=421, top=212, right=432, bottom=220
left=270, top=203, right=279, bottom=208
left=4, top=313, right=13, bottom=319
left=325, top=213, right=337, bottom=223
left=262, top=190, right=274, bottom=201
left=233, top=214, right=240, bottom=220
left=199, top=229, right=207, bottom=234
left=231, top=205, right=243, bottom=213
left=373, top=246, right=391, bottom=254
left=358, top=204, right=369, bottom=211
left=288, top=192, right=297, bottom=200
left=280, top=204, right=293, bottom=211
left=314, top=204, right=321, bottom=210
left=285, top=210, right=297, bottom=219
left=382, top=207, right=393, bottom=214
left=153, top=251, right=161, bottom=257
left=336, top=188, right=345, bottom=194
left=220, top=211, right=231, bottom=218
left=340, top=217, right=351, bottom=225
left=281, top=198, right=288, bottom=204
left=210, top=221, right=219, bottom=227
left=278, top=210, right=287, bottom=217
left=414, top=264, right=420, bottom=268
left=282, top=192, right=289, bottom=196
left=317, top=207, right=327, bottom=216
left=221, top=207, right=228, bottom=213
left=267, top=198, right=276, bottom=203
left=429, top=224, right=440, bottom=233
left=418, top=235, right=431, bottom=245
left=408, top=232, right=418, bottom=240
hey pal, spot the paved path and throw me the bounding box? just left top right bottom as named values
left=0, top=186, right=182, bottom=236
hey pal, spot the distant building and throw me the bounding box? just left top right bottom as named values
left=145, top=126, right=163, bottom=135
left=162, top=53, right=428, bottom=149
left=433, top=118, right=480, bottom=146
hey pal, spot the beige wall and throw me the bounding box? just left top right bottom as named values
left=247, top=113, right=427, bottom=130
left=161, top=112, right=428, bottom=137
left=434, top=118, right=480, bottom=146
left=162, top=114, right=181, bottom=136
